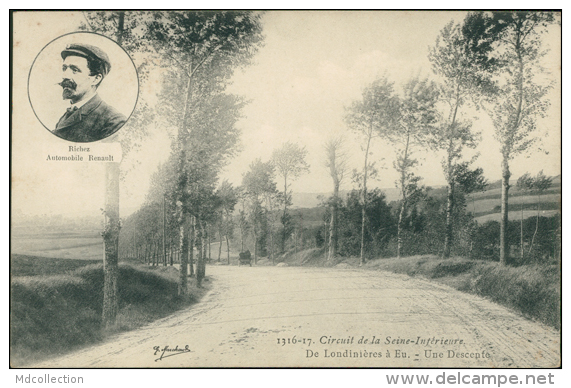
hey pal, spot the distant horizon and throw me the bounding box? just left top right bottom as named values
left=12, top=172, right=561, bottom=220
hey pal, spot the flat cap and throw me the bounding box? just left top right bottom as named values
left=61, top=43, right=111, bottom=76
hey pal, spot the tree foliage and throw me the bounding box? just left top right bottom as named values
left=271, top=142, right=310, bottom=207
left=463, top=11, right=557, bottom=265
left=393, top=76, right=440, bottom=258
left=324, top=137, right=349, bottom=261
left=345, top=76, right=399, bottom=263
left=242, top=159, right=278, bottom=261
left=271, top=141, right=310, bottom=252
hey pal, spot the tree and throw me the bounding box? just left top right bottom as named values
left=455, top=163, right=488, bottom=215
left=527, top=171, right=553, bottom=255
left=516, top=172, right=534, bottom=260
left=391, top=76, right=439, bottom=258
left=324, top=137, right=349, bottom=262
left=215, top=180, right=238, bottom=264
left=345, top=76, right=399, bottom=264
left=464, top=11, right=556, bottom=265
left=333, top=189, right=395, bottom=258
left=428, top=19, right=494, bottom=258
left=145, top=11, right=264, bottom=292
left=271, top=142, right=310, bottom=252
left=454, top=163, right=488, bottom=256
left=80, top=11, right=156, bottom=330
left=242, top=159, right=278, bottom=263
left=262, top=182, right=281, bottom=264
left=236, top=187, right=250, bottom=253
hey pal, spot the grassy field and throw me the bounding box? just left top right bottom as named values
left=11, top=254, right=100, bottom=277
left=467, top=179, right=560, bottom=223
left=11, top=230, right=104, bottom=261
left=10, top=255, right=207, bottom=367
left=474, top=209, right=560, bottom=224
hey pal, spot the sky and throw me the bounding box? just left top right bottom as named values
left=11, top=11, right=562, bottom=219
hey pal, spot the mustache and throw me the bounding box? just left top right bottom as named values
left=58, top=79, right=77, bottom=90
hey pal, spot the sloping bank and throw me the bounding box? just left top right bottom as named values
left=273, top=249, right=560, bottom=330
left=10, top=264, right=207, bottom=366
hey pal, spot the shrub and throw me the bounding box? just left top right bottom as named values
left=10, top=263, right=199, bottom=366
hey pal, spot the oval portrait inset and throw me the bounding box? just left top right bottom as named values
left=28, top=32, right=138, bottom=143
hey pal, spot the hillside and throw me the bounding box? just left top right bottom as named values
left=291, top=187, right=405, bottom=209
left=290, top=174, right=561, bottom=224
left=470, top=176, right=561, bottom=223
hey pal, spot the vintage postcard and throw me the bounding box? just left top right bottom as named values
left=10, top=10, right=561, bottom=369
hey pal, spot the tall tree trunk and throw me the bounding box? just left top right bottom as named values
left=253, top=228, right=258, bottom=264
left=443, top=86, right=461, bottom=259
left=189, top=216, right=195, bottom=277
left=499, top=156, right=511, bottom=265
left=281, top=175, right=288, bottom=253
left=397, top=133, right=411, bottom=260
left=300, top=217, right=304, bottom=265
left=500, top=33, right=523, bottom=266
left=205, top=227, right=209, bottom=261
left=240, top=229, right=244, bottom=252
left=324, top=221, right=328, bottom=252
left=520, top=203, right=524, bottom=261
left=443, top=180, right=454, bottom=258
left=226, top=234, right=231, bottom=265
left=218, top=226, right=223, bottom=262
left=196, top=221, right=204, bottom=287
left=175, top=59, right=194, bottom=291
left=397, top=200, right=406, bottom=259
left=295, top=230, right=299, bottom=265
left=328, top=182, right=339, bottom=262
left=360, top=125, right=373, bottom=266
left=240, top=224, right=244, bottom=253
left=102, top=162, right=120, bottom=330
left=163, top=195, right=167, bottom=266
left=529, top=194, right=541, bottom=255
left=178, top=211, right=189, bottom=295
left=269, top=221, right=274, bottom=264
left=207, top=227, right=211, bottom=261
left=101, top=10, right=125, bottom=331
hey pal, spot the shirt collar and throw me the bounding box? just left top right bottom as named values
left=70, top=92, right=97, bottom=110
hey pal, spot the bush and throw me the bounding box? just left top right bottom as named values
left=472, top=264, right=560, bottom=328
left=365, top=255, right=560, bottom=329
left=10, top=264, right=200, bottom=366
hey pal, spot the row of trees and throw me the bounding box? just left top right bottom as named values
left=120, top=140, right=557, bottom=274
left=316, top=181, right=558, bottom=265
left=118, top=11, right=558, bottom=276
left=75, top=10, right=558, bottom=331
left=343, top=11, right=557, bottom=266
left=83, top=11, right=265, bottom=329
left=122, top=140, right=311, bottom=269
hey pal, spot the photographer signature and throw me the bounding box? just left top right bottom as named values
left=153, top=345, right=191, bottom=362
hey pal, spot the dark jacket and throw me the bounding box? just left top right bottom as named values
left=53, top=94, right=127, bottom=142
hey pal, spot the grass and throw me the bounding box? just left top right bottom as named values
left=474, top=209, right=560, bottom=223
left=11, top=254, right=100, bottom=276
left=466, top=183, right=560, bottom=224
left=10, top=261, right=207, bottom=367
left=11, top=232, right=104, bottom=261
left=363, top=255, right=560, bottom=330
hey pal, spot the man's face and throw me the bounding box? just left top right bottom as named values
left=60, top=56, right=101, bottom=103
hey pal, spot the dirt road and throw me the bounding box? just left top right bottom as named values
left=34, top=265, right=560, bottom=368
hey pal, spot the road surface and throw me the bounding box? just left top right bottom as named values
left=33, top=265, right=560, bottom=368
